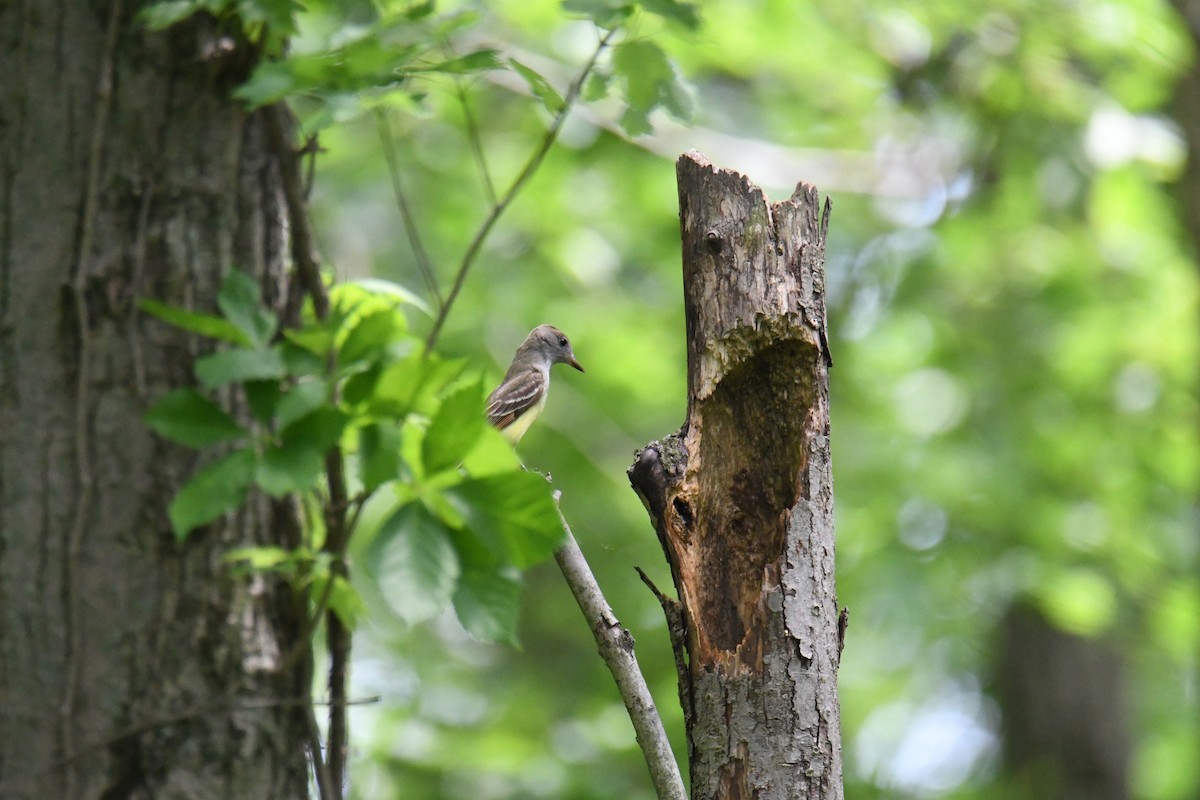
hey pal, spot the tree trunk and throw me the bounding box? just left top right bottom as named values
left=629, top=151, right=843, bottom=800
left=995, top=604, right=1132, bottom=800
left=0, top=4, right=309, bottom=797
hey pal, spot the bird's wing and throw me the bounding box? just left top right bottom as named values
left=486, top=368, right=546, bottom=430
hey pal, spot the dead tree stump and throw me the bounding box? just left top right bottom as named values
left=629, top=151, right=843, bottom=800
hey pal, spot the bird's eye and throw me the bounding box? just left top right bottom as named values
left=558, top=336, right=568, bottom=347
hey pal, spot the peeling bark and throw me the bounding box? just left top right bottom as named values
left=629, top=152, right=843, bottom=799
left=0, top=4, right=309, bottom=797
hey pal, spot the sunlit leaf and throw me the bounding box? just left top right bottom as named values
left=612, top=39, right=691, bottom=134
left=461, top=425, right=522, bottom=477
left=509, top=59, right=564, bottom=114
left=446, top=472, right=564, bottom=567
left=376, top=502, right=461, bottom=624
left=423, top=380, right=485, bottom=475
left=338, top=309, right=397, bottom=368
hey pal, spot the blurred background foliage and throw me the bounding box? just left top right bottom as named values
left=282, top=0, right=1199, bottom=796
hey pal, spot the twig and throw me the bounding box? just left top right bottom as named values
left=267, top=101, right=354, bottom=799
left=306, top=700, right=336, bottom=800
left=635, top=566, right=693, bottom=737
left=453, top=77, right=498, bottom=205
left=374, top=109, right=442, bottom=305
left=552, top=495, right=687, bottom=800
left=321, top=452, right=353, bottom=795
left=424, top=26, right=618, bottom=352
left=266, top=105, right=330, bottom=320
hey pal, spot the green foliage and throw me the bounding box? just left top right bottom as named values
left=167, top=448, right=255, bottom=539
left=145, top=389, right=246, bottom=448
left=143, top=269, right=565, bottom=643
left=143, top=0, right=1200, bottom=797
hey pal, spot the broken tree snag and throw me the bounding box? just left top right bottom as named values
left=628, top=151, right=843, bottom=800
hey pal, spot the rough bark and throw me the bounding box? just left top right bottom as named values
left=629, top=151, right=843, bottom=800
left=0, top=3, right=309, bottom=798
left=995, top=604, right=1132, bottom=800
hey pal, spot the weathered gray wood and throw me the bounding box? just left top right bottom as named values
left=0, top=4, right=309, bottom=797
left=629, top=151, right=843, bottom=800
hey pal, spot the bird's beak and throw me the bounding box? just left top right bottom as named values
left=569, top=357, right=585, bottom=372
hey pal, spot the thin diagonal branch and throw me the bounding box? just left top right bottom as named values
left=375, top=109, right=443, bottom=305
left=552, top=495, right=687, bottom=800
left=454, top=78, right=498, bottom=205
left=425, top=26, right=618, bottom=352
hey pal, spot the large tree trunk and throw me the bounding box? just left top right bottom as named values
left=629, top=152, right=843, bottom=800
left=0, top=4, right=309, bottom=797
left=995, top=604, right=1131, bottom=800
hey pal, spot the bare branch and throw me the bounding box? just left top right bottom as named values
left=553, top=496, right=687, bottom=800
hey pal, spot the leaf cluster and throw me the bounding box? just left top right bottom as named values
left=143, top=270, right=564, bottom=643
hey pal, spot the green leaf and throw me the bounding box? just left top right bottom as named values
left=359, top=421, right=402, bottom=493
left=640, top=0, right=701, bottom=29
left=453, top=558, right=521, bottom=645
left=253, top=405, right=346, bottom=496
left=234, top=61, right=300, bottom=108
left=238, top=0, right=302, bottom=38
left=195, top=347, right=288, bottom=389
left=138, top=0, right=226, bottom=30
left=372, top=353, right=468, bottom=417
left=316, top=574, right=364, bottom=629
left=281, top=343, right=327, bottom=378
left=583, top=70, right=610, bottom=102
left=139, top=300, right=250, bottom=346
left=377, top=502, right=461, bottom=625
left=224, top=545, right=300, bottom=571
left=276, top=379, right=330, bottom=429
left=284, top=325, right=335, bottom=358
left=255, top=440, right=325, bottom=497
left=145, top=389, right=246, bottom=448
left=280, top=407, right=348, bottom=454
left=447, top=472, right=564, bottom=568
left=416, top=49, right=503, bottom=75
left=561, top=0, right=634, bottom=28
left=509, top=59, right=564, bottom=114
left=423, top=380, right=485, bottom=475
left=338, top=309, right=397, bottom=369
left=612, top=39, right=691, bottom=135
left=218, top=270, right=277, bottom=347
left=342, top=363, right=383, bottom=407
left=169, top=449, right=255, bottom=540
left=461, top=425, right=523, bottom=477
left=344, top=278, right=431, bottom=316
left=244, top=379, right=282, bottom=423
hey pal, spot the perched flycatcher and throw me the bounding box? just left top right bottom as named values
left=486, top=324, right=584, bottom=444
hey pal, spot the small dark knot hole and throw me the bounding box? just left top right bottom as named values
left=704, top=230, right=723, bottom=253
